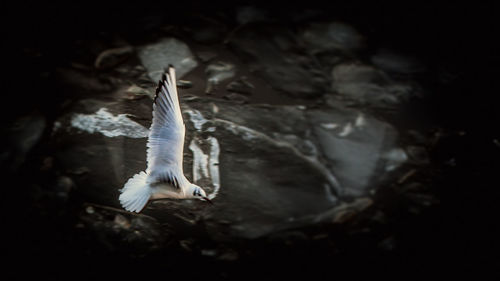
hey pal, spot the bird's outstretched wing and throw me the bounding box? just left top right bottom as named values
left=146, top=66, right=185, bottom=188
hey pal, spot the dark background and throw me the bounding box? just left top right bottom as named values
left=1, top=1, right=499, bottom=280
left=2, top=1, right=499, bottom=126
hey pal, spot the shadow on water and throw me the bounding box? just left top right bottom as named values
left=1, top=1, right=499, bottom=280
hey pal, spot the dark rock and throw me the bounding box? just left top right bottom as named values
left=405, top=192, right=440, bottom=208
left=205, top=61, right=236, bottom=94
left=371, top=49, right=426, bottom=74
left=226, top=24, right=329, bottom=98
left=406, top=129, right=428, bottom=145
left=330, top=63, right=413, bottom=108
left=383, top=148, right=409, bottom=172
left=217, top=249, right=239, bottom=261
left=78, top=204, right=165, bottom=255
left=223, top=93, right=249, bottom=104
left=299, top=21, right=364, bottom=54
left=53, top=94, right=407, bottom=240
left=179, top=239, right=195, bottom=252
left=94, top=46, right=134, bottom=69
left=236, top=6, right=269, bottom=25
left=290, top=9, right=325, bottom=23
left=267, top=230, right=309, bottom=246
left=201, top=248, right=217, bottom=257
left=196, top=51, right=217, bottom=63
left=182, top=98, right=405, bottom=238
left=406, top=145, right=430, bottom=165
left=226, top=76, right=254, bottom=95
left=493, top=139, right=500, bottom=148
left=313, top=50, right=347, bottom=70
left=330, top=198, right=373, bottom=223
left=307, top=107, right=402, bottom=196
left=40, top=156, right=54, bottom=172
left=177, top=80, right=193, bottom=90
left=137, top=38, right=198, bottom=81
left=9, top=6, right=462, bottom=275
left=67, top=166, right=90, bottom=176
left=57, top=68, right=113, bottom=92
left=51, top=98, right=152, bottom=206
left=1, top=114, right=46, bottom=172
left=123, top=85, right=153, bottom=100
left=378, top=236, right=397, bottom=251
left=54, top=176, right=75, bottom=202
left=333, top=63, right=390, bottom=84
left=183, top=16, right=227, bottom=44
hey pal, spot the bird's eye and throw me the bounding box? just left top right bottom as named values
left=193, top=188, right=201, bottom=196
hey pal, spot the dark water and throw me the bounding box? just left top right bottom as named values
left=1, top=1, right=499, bottom=280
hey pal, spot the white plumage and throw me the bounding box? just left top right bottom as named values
left=119, top=66, right=211, bottom=212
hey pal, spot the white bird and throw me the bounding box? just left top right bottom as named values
left=119, top=66, right=212, bottom=213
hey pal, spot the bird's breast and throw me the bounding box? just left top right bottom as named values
left=150, top=182, right=185, bottom=199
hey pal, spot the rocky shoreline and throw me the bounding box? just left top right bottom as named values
left=2, top=3, right=498, bottom=280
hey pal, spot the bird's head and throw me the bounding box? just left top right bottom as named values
left=189, top=184, right=213, bottom=204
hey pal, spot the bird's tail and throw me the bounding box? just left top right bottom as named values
left=119, top=171, right=151, bottom=213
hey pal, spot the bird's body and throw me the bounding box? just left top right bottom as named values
left=119, top=66, right=211, bottom=213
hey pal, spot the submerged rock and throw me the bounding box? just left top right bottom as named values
left=78, top=204, right=166, bottom=255
left=330, top=63, right=413, bottom=108
left=94, top=46, right=134, bottom=69
left=137, top=38, right=198, bottom=82
left=177, top=80, right=193, bottom=89
left=299, top=21, right=364, bottom=54
left=51, top=98, right=153, bottom=205
left=236, top=6, right=269, bottom=25
left=1, top=114, right=46, bottom=172
left=227, top=24, right=329, bottom=98
left=307, top=108, right=401, bottom=197
left=181, top=98, right=405, bottom=239
left=57, top=68, right=113, bottom=92
left=123, top=85, right=154, bottom=100
left=183, top=16, right=227, bottom=44
left=196, top=51, right=217, bottom=63
left=226, top=76, right=254, bottom=95
left=371, top=49, right=425, bottom=74
left=223, top=92, right=249, bottom=104
left=205, top=61, right=236, bottom=94
left=52, top=93, right=407, bottom=240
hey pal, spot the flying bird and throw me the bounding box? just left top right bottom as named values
left=119, top=66, right=212, bottom=212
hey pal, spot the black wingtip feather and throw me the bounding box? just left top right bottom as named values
left=153, top=79, right=162, bottom=103
left=153, top=67, right=175, bottom=105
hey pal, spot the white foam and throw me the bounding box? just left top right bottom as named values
left=184, top=109, right=208, bottom=131
left=320, top=123, right=339, bottom=130
left=185, top=107, right=221, bottom=199
left=355, top=113, right=366, bottom=127
left=189, top=139, right=209, bottom=181
left=207, top=136, right=221, bottom=199
left=70, top=108, right=149, bottom=138
left=189, top=136, right=221, bottom=200
left=338, top=122, right=353, bottom=137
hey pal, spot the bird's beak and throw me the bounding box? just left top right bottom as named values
left=202, top=196, right=213, bottom=204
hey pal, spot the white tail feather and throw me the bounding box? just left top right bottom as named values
left=119, top=171, right=151, bottom=213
